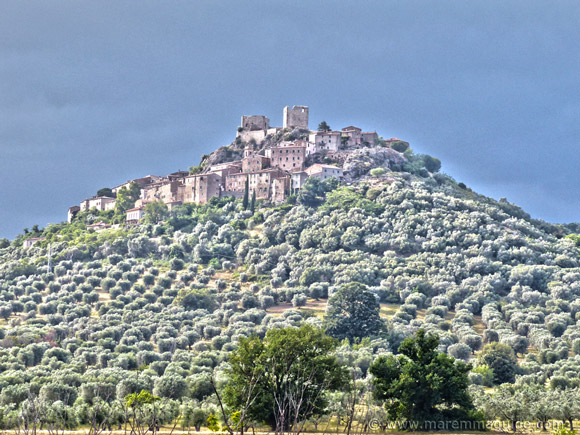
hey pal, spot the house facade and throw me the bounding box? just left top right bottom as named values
left=80, top=196, right=116, bottom=212
left=143, top=180, right=184, bottom=205
left=341, top=126, right=363, bottom=147
left=305, top=164, right=344, bottom=181
left=184, top=173, right=222, bottom=204
left=242, top=155, right=270, bottom=172
left=126, top=206, right=145, bottom=224
left=265, top=144, right=306, bottom=171
left=308, top=131, right=341, bottom=154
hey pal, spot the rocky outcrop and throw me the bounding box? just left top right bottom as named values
left=339, top=147, right=407, bottom=179
left=200, top=145, right=244, bottom=169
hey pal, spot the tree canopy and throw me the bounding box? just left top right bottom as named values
left=323, top=282, right=385, bottom=342
left=223, top=325, right=347, bottom=432
left=370, top=329, right=475, bottom=428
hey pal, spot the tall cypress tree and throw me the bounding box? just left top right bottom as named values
left=242, top=178, right=249, bottom=210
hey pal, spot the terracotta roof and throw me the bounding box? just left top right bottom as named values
left=87, top=222, right=110, bottom=228
left=308, top=164, right=342, bottom=170
left=312, top=131, right=341, bottom=135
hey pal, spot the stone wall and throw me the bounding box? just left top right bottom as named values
left=241, top=115, right=270, bottom=131
left=283, top=105, right=309, bottom=129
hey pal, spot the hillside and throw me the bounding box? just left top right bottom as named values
left=2, top=134, right=580, bottom=429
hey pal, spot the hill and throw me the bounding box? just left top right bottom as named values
left=1, top=123, right=580, bottom=430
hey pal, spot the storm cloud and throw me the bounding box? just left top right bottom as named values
left=1, top=1, right=579, bottom=238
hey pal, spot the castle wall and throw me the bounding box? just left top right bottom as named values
left=283, top=105, right=309, bottom=129
left=241, top=115, right=270, bottom=131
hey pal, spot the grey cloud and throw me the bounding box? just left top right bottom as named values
left=1, top=0, right=579, bottom=238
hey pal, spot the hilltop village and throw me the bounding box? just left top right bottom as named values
left=67, top=106, right=404, bottom=225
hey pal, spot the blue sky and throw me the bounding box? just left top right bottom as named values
left=1, top=1, right=579, bottom=239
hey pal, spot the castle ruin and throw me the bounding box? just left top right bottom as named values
left=283, top=105, right=309, bottom=129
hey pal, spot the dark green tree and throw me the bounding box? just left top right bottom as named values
left=422, top=154, right=441, bottom=173
left=317, top=121, right=331, bottom=132
left=297, top=177, right=326, bottom=207
left=222, top=325, right=347, bottom=433
left=242, top=179, right=249, bottom=210
left=323, top=282, right=385, bottom=342
left=370, top=329, right=475, bottom=428
left=175, top=288, right=216, bottom=311
left=115, top=182, right=141, bottom=215
left=144, top=201, right=169, bottom=224
left=390, top=140, right=409, bottom=153
left=97, top=187, right=115, bottom=198
left=478, top=342, right=518, bottom=384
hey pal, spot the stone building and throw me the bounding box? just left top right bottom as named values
left=225, top=172, right=249, bottom=194
left=241, top=115, right=270, bottom=131
left=208, top=162, right=242, bottom=178
left=238, top=115, right=271, bottom=144
left=265, top=143, right=306, bottom=171
left=183, top=173, right=222, bottom=204
left=305, top=164, right=344, bottom=181
left=112, top=175, right=163, bottom=195
left=271, top=176, right=291, bottom=202
left=283, top=105, right=309, bottom=129
left=126, top=206, right=146, bottom=224
left=225, top=168, right=289, bottom=201
left=242, top=154, right=270, bottom=172
left=291, top=171, right=309, bottom=190
left=142, top=180, right=184, bottom=205
left=167, top=171, right=190, bottom=182
left=248, top=168, right=288, bottom=200
left=341, top=126, right=363, bottom=147
left=362, top=131, right=378, bottom=145
left=308, top=131, right=341, bottom=154
left=80, top=196, right=116, bottom=212
left=67, top=206, right=80, bottom=223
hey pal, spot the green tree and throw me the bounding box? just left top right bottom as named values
left=97, top=187, right=115, bottom=198
left=323, top=282, right=385, bottom=342
left=297, top=177, right=326, bottom=207
left=553, top=388, right=580, bottom=431
left=421, top=154, right=441, bottom=173
left=317, top=121, right=331, bottom=132
left=124, top=390, right=161, bottom=435
left=115, top=182, right=141, bottom=215
left=222, top=325, right=347, bottom=434
left=369, top=168, right=386, bottom=177
left=482, top=383, right=535, bottom=432
left=389, top=140, right=409, bottom=153
left=242, top=179, right=249, bottom=210
left=478, top=343, right=518, bottom=384
left=175, top=288, right=216, bottom=311
left=370, top=329, right=474, bottom=428
left=144, top=201, right=169, bottom=224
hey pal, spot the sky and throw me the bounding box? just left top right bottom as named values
left=1, top=1, right=579, bottom=239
